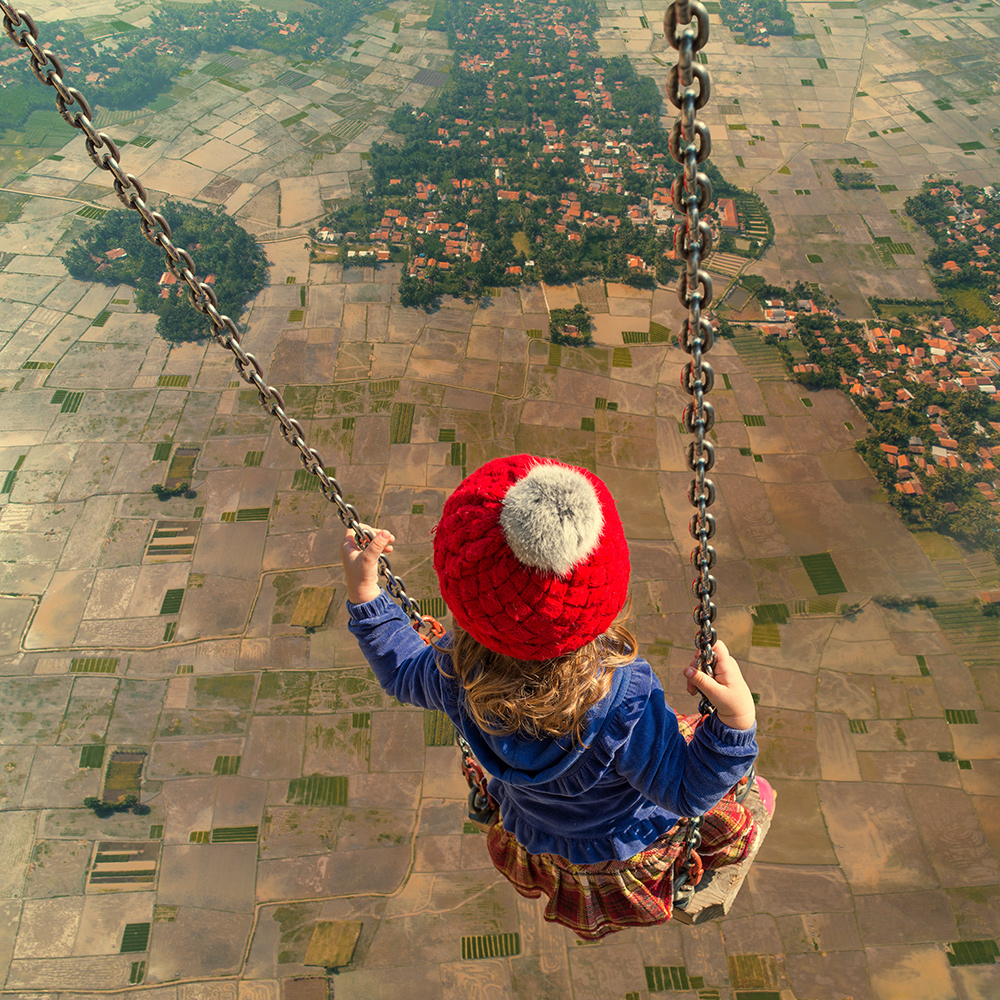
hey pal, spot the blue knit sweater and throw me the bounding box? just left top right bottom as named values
left=348, top=592, right=758, bottom=863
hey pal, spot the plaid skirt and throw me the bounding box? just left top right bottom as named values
left=485, top=714, right=759, bottom=941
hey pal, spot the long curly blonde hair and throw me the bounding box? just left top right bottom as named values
left=436, top=606, right=637, bottom=746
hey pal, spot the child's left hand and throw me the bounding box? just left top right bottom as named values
left=340, top=526, right=394, bottom=605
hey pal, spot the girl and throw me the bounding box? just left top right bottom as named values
left=341, top=454, right=766, bottom=940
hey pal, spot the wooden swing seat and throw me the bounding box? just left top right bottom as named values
left=671, top=776, right=772, bottom=925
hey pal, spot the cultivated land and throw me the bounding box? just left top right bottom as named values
left=1, top=0, right=452, bottom=241
left=610, top=0, right=1000, bottom=317
left=0, top=2, right=999, bottom=999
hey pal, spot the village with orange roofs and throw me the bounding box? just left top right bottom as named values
left=314, top=0, right=769, bottom=302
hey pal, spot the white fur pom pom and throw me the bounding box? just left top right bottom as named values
left=499, top=463, right=604, bottom=577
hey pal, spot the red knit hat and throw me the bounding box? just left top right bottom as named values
left=433, top=455, right=630, bottom=660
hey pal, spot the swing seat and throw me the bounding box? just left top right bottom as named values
left=671, top=775, right=773, bottom=925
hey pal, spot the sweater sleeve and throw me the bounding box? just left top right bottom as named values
left=613, top=668, right=758, bottom=817
left=346, top=590, right=458, bottom=712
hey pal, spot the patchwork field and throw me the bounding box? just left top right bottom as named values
left=0, top=0, right=452, bottom=241
left=2, top=239, right=1000, bottom=998
left=612, top=0, right=1000, bottom=317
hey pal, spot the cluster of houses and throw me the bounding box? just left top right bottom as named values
left=719, top=0, right=774, bottom=45
left=1, top=31, right=148, bottom=91
left=455, top=1, right=596, bottom=55
left=313, top=209, right=490, bottom=271
left=879, top=422, right=1000, bottom=509
left=309, top=0, right=749, bottom=281
left=846, top=321, right=1000, bottom=415
left=322, top=105, right=742, bottom=275
left=313, top=226, right=386, bottom=260
left=760, top=291, right=1000, bottom=507
left=158, top=269, right=215, bottom=297
left=923, top=182, right=1000, bottom=295
left=406, top=217, right=489, bottom=275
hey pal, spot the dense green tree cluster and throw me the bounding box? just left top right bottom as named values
left=792, top=314, right=858, bottom=389
left=81, top=42, right=174, bottom=113
left=84, top=794, right=150, bottom=817
left=0, top=19, right=94, bottom=132
left=549, top=305, right=593, bottom=345
left=149, top=2, right=383, bottom=62
left=0, top=38, right=173, bottom=133
left=873, top=594, right=937, bottom=611
left=64, top=202, right=267, bottom=343
left=904, top=184, right=954, bottom=230
left=832, top=168, right=875, bottom=190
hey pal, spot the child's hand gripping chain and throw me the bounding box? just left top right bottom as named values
left=684, top=640, right=755, bottom=732
left=340, top=526, right=394, bottom=605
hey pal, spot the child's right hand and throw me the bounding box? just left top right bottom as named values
left=684, top=640, right=755, bottom=731
left=340, top=525, right=394, bottom=605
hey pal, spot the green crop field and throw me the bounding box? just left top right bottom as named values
left=424, top=710, right=455, bottom=746
left=331, top=119, right=367, bottom=139
left=287, top=774, right=349, bottom=806
left=932, top=603, right=1000, bottom=667
left=800, top=553, right=847, bottom=595
left=751, top=623, right=781, bottom=647
left=390, top=402, right=415, bottom=444
left=752, top=603, right=789, bottom=624
left=211, top=826, right=258, bottom=843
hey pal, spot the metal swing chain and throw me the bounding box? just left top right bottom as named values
left=665, top=0, right=717, bottom=908
left=0, top=1, right=443, bottom=643
left=666, top=0, right=717, bottom=706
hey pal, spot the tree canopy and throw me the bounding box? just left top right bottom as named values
left=64, top=202, right=268, bottom=343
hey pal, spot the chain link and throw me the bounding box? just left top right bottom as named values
left=458, top=733, right=498, bottom=827
left=0, top=1, right=442, bottom=640
left=671, top=816, right=703, bottom=907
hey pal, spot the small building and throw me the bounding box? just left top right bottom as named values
left=717, top=198, right=738, bottom=232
